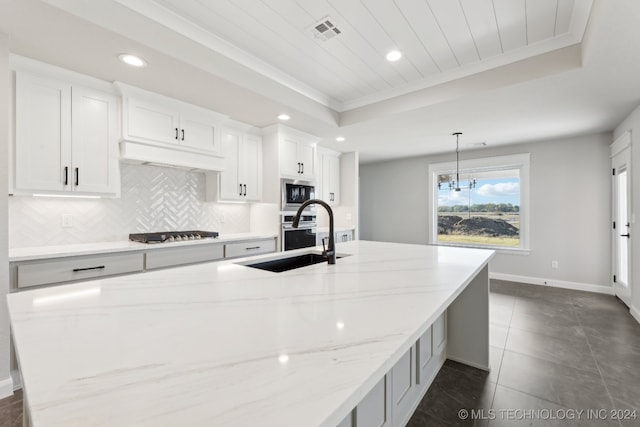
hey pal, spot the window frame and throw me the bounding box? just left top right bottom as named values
left=428, top=153, right=530, bottom=253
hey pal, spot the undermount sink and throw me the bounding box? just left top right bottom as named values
left=241, top=253, right=344, bottom=273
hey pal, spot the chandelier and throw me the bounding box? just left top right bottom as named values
left=438, top=132, right=476, bottom=192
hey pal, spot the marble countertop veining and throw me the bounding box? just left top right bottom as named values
left=7, top=240, right=494, bottom=427
left=8, top=232, right=278, bottom=262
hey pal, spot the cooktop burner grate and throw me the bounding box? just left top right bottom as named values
left=129, top=231, right=219, bottom=244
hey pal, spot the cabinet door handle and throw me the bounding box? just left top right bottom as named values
left=63, top=166, right=68, bottom=185
left=301, top=163, right=304, bottom=174
left=621, top=233, right=630, bottom=238
left=245, top=246, right=261, bottom=250
left=243, top=184, right=247, bottom=196
left=72, top=265, right=105, bottom=272
left=297, top=162, right=301, bottom=174
left=175, top=128, right=179, bottom=140
left=239, top=184, right=243, bottom=196
left=75, top=168, right=79, bottom=186
left=181, top=129, right=185, bottom=141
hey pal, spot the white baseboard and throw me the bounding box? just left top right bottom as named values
left=490, top=272, right=614, bottom=295
left=631, top=305, right=640, bottom=324
left=0, top=376, right=14, bottom=399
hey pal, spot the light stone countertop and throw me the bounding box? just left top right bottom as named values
left=7, top=240, right=494, bottom=427
left=8, top=232, right=278, bottom=262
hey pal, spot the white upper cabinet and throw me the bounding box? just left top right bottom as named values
left=319, top=149, right=341, bottom=206
left=126, top=97, right=180, bottom=145
left=123, top=94, right=222, bottom=155
left=209, top=126, right=262, bottom=202
left=279, top=133, right=316, bottom=181
left=116, top=82, right=227, bottom=171
left=14, top=72, right=119, bottom=196
left=242, top=134, right=262, bottom=201
left=219, top=129, right=242, bottom=200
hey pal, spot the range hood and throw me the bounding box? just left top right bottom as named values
left=119, top=140, right=225, bottom=173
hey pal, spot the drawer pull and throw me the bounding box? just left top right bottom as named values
left=245, top=246, right=261, bottom=250
left=72, top=265, right=106, bottom=273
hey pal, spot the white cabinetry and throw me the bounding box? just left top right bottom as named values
left=117, top=82, right=226, bottom=171
left=14, top=72, right=119, bottom=196
left=125, top=97, right=221, bottom=154
left=279, top=132, right=316, bottom=181
left=145, top=244, right=224, bottom=270
left=15, top=252, right=144, bottom=289
left=214, top=128, right=262, bottom=202
left=356, top=376, right=391, bottom=427
left=319, top=149, right=340, bottom=205
left=337, top=311, right=448, bottom=427
left=224, top=238, right=276, bottom=258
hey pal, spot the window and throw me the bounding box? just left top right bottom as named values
left=428, top=154, right=530, bottom=251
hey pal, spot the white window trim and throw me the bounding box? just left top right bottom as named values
left=428, top=153, right=530, bottom=252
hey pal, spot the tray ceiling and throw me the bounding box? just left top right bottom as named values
left=115, top=0, right=593, bottom=111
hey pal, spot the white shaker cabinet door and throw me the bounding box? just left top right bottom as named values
left=279, top=135, right=300, bottom=178
left=241, top=134, right=261, bottom=201
left=15, top=73, right=71, bottom=192
left=298, top=141, right=315, bottom=180
left=180, top=109, right=221, bottom=154
left=71, top=86, right=118, bottom=194
left=126, top=97, right=180, bottom=145
left=219, top=129, right=242, bottom=201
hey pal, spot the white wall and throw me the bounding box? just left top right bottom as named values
left=8, top=163, right=251, bottom=248
left=0, top=33, right=12, bottom=397
left=614, top=107, right=640, bottom=322
left=360, top=133, right=612, bottom=292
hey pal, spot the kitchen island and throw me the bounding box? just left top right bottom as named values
left=7, top=240, right=493, bottom=427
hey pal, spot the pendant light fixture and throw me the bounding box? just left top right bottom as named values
left=438, top=132, right=476, bottom=192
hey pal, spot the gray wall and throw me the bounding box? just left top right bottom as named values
left=360, top=133, right=612, bottom=289
left=0, top=33, right=11, bottom=395
left=614, top=106, right=640, bottom=320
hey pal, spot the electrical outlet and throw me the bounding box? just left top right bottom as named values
left=551, top=260, right=559, bottom=269
left=62, top=214, right=73, bottom=228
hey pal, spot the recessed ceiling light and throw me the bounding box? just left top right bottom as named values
left=277, top=114, right=291, bottom=121
left=386, top=50, right=402, bottom=62
left=336, top=136, right=345, bottom=142
left=118, top=54, right=147, bottom=68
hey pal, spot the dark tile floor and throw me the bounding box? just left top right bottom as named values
left=1, top=281, right=639, bottom=427
left=408, top=280, right=640, bottom=427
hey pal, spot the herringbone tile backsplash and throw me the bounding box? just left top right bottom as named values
left=9, top=164, right=251, bottom=248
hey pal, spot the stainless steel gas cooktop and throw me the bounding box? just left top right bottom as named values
left=129, top=231, right=219, bottom=244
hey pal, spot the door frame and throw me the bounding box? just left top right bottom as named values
left=611, top=131, right=632, bottom=306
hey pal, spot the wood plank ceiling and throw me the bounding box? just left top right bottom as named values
left=138, top=0, right=589, bottom=110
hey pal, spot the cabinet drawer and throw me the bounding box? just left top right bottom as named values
left=225, top=239, right=276, bottom=259
left=17, top=252, right=144, bottom=288
left=146, top=244, right=224, bottom=270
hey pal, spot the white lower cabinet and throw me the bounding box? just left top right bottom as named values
left=337, top=413, right=354, bottom=427
left=224, top=238, right=276, bottom=259
left=391, top=347, right=418, bottom=426
left=11, top=238, right=276, bottom=289
left=340, top=311, right=447, bottom=427
left=145, top=244, right=224, bottom=270
left=15, top=252, right=144, bottom=289
left=356, top=376, right=390, bottom=427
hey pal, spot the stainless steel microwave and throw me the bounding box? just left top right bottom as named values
left=281, top=180, right=315, bottom=211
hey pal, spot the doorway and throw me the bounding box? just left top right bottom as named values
left=611, top=132, right=632, bottom=306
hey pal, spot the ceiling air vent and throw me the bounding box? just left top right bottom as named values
left=310, top=17, right=341, bottom=41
